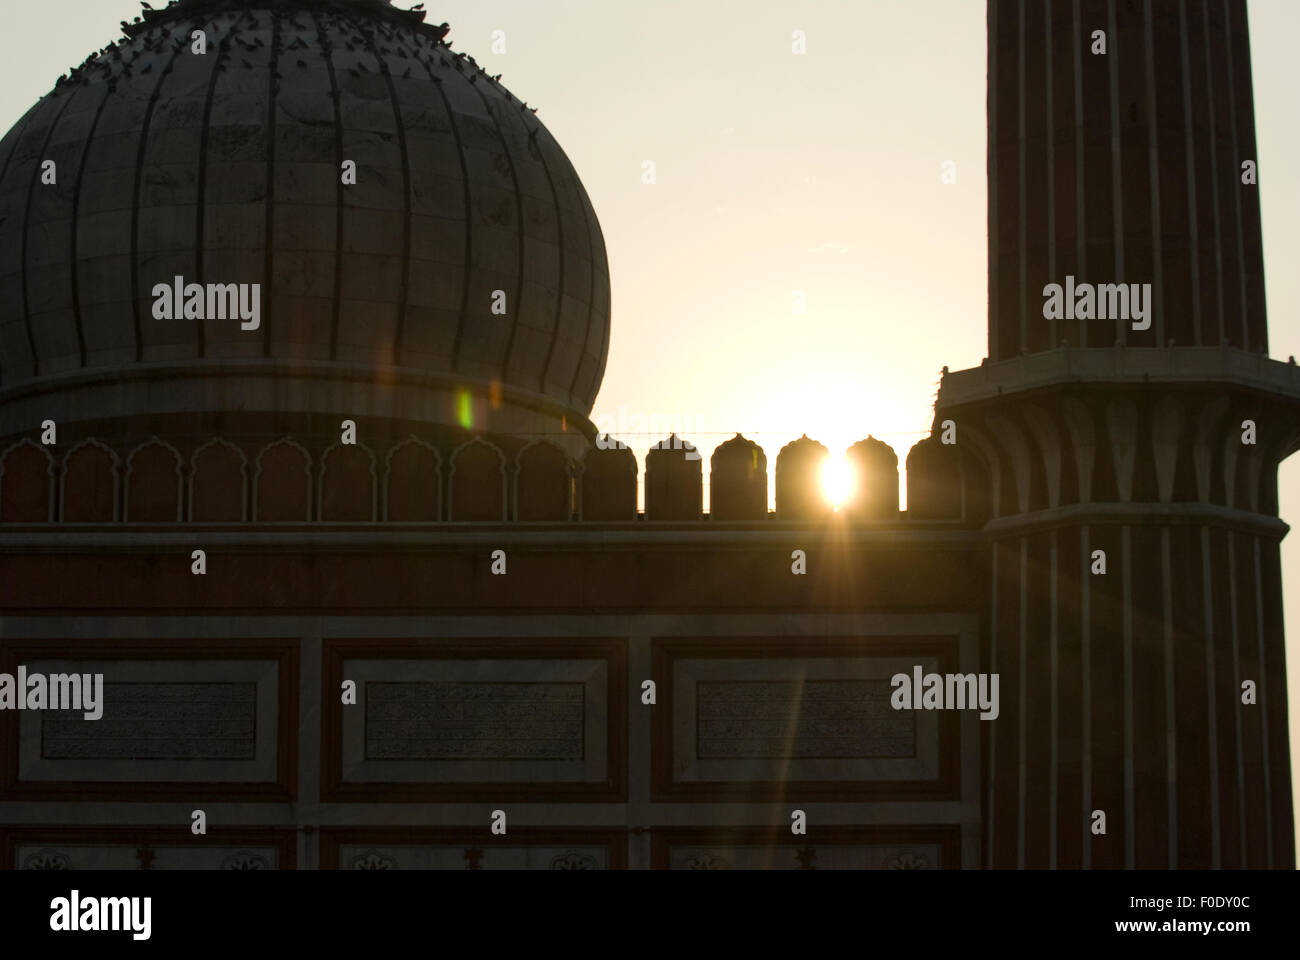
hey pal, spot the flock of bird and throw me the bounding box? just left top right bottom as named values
left=54, top=1, right=542, bottom=119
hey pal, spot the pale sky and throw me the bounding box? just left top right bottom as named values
left=1, top=0, right=1296, bottom=861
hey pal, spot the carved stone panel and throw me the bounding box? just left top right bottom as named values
left=342, top=660, right=603, bottom=782
left=14, top=844, right=282, bottom=870
left=16, top=659, right=278, bottom=784
left=338, top=844, right=610, bottom=870
left=653, top=636, right=962, bottom=801
left=365, top=680, right=585, bottom=761
left=320, top=828, right=626, bottom=870
left=0, top=827, right=296, bottom=869
left=0, top=641, right=297, bottom=802
left=652, top=827, right=961, bottom=870
left=322, top=639, right=626, bottom=801
left=695, top=679, right=913, bottom=759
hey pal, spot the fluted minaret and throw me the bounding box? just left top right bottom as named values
left=939, top=0, right=1300, bottom=870
left=988, top=0, right=1266, bottom=357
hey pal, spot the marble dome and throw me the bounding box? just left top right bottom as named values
left=0, top=0, right=610, bottom=432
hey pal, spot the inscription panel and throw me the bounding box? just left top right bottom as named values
left=322, top=639, right=627, bottom=801
left=696, top=679, right=912, bottom=759
left=343, top=660, right=603, bottom=783
left=365, top=681, right=584, bottom=761
left=652, top=636, right=962, bottom=801
left=16, top=659, right=278, bottom=784
left=676, top=655, right=939, bottom=783
left=42, top=682, right=258, bottom=761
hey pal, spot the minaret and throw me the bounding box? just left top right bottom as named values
left=986, top=0, right=1266, bottom=358
left=938, top=0, right=1300, bottom=869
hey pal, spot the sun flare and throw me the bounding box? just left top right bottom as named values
left=820, top=456, right=855, bottom=511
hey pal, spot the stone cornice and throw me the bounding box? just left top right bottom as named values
left=981, top=501, right=1289, bottom=540
left=938, top=346, right=1300, bottom=409
left=0, top=523, right=982, bottom=552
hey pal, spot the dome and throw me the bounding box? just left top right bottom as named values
left=0, top=0, right=609, bottom=438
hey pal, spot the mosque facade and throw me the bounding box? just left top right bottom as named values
left=0, top=0, right=1294, bottom=870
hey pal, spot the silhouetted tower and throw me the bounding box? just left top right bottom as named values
left=987, top=0, right=1266, bottom=357
left=938, top=0, right=1299, bottom=869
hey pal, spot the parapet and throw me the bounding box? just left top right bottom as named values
left=775, top=435, right=829, bottom=521
left=580, top=441, right=636, bottom=521
left=645, top=436, right=703, bottom=521
left=843, top=436, right=899, bottom=520
left=709, top=434, right=767, bottom=521
left=905, top=436, right=962, bottom=520
left=0, top=426, right=959, bottom=524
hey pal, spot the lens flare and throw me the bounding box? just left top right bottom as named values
left=456, top=390, right=474, bottom=429
left=821, top=456, right=854, bottom=511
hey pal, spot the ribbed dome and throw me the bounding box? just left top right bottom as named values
left=0, top=0, right=610, bottom=419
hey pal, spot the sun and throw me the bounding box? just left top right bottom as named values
left=820, top=455, right=855, bottom=511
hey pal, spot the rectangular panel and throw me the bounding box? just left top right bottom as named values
left=651, top=827, right=961, bottom=870
left=20, top=663, right=274, bottom=782
left=695, top=676, right=917, bottom=759
left=0, top=640, right=298, bottom=802
left=321, top=638, right=626, bottom=801
left=365, top=680, right=585, bottom=761
left=653, top=637, right=962, bottom=801
left=320, top=828, right=626, bottom=870
left=0, top=827, right=296, bottom=871
left=41, top=682, right=258, bottom=761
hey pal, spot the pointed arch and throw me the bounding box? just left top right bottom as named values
left=448, top=438, right=507, bottom=521
left=318, top=440, right=377, bottom=522
left=124, top=437, right=185, bottom=522
left=190, top=438, right=248, bottom=522
left=514, top=439, right=573, bottom=521
left=253, top=437, right=312, bottom=522
left=60, top=438, right=119, bottom=522
left=383, top=436, right=442, bottom=522
left=0, top=438, right=55, bottom=522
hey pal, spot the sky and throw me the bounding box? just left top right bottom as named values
left=0, top=0, right=1296, bottom=861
